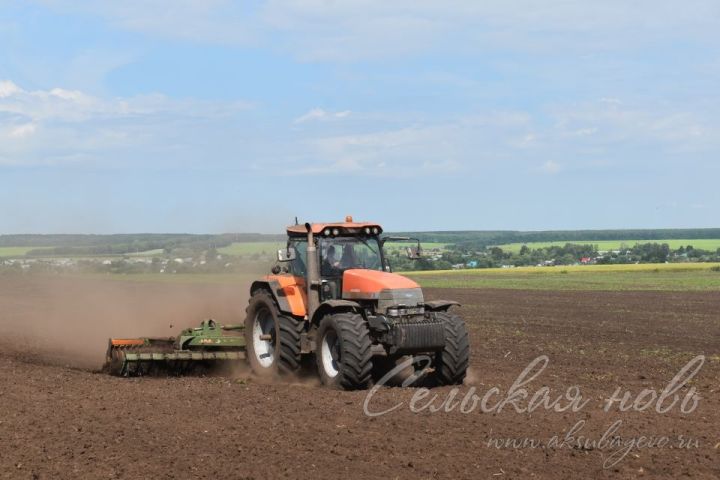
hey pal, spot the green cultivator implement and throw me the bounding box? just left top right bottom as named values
left=104, top=319, right=246, bottom=376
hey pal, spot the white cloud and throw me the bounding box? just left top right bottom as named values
left=0, top=80, right=22, bottom=98
left=0, top=79, right=251, bottom=123
left=572, top=128, right=598, bottom=137
left=0, top=79, right=252, bottom=166
left=48, top=88, right=86, bottom=101
left=540, top=160, right=561, bottom=174
left=257, top=1, right=720, bottom=60
left=549, top=99, right=718, bottom=151
left=35, top=0, right=258, bottom=45
left=2, top=78, right=718, bottom=177
left=33, top=1, right=720, bottom=61
left=0, top=80, right=128, bottom=122
left=287, top=100, right=718, bottom=178
left=289, top=113, right=531, bottom=176
left=9, top=123, right=36, bottom=138
left=294, top=108, right=351, bottom=124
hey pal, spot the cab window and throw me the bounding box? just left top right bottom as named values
left=288, top=240, right=307, bottom=277
left=320, top=237, right=382, bottom=273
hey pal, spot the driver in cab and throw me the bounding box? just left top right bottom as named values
left=340, top=244, right=358, bottom=269
left=322, top=245, right=340, bottom=275
left=322, top=244, right=360, bottom=274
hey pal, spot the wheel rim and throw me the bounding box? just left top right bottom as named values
left=321, top=329, right=340, bottom=378
left=252, top=307, right=276, bottom=368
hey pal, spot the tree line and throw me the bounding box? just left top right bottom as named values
left=387, top=242, right=720, bottom=271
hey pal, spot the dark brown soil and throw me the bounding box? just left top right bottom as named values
left=0, top=275, right=718, bottom=479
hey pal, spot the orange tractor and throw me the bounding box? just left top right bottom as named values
left=244, top=216, right=469, bottom=389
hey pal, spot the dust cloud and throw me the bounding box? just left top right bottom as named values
left=0, top=274, right=250, bottom=370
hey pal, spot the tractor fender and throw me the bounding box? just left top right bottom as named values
left=311, top=299, right=363, bottom=325
left=251, top=279, right=306, bottom=317
left=424, top=300, right=461, bottom=312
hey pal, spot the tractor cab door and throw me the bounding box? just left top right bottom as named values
left=319, top=240, right=342, bottom=301
left=288, top=239, right=308, bottom=279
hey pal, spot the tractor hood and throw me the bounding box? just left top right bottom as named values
left=342, top=269, right=420, bottom=299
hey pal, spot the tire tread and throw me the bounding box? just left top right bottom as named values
left=318, top=312, right=373, bottom=390
left=245, top=290, right=303, bottom=375
left=433, top=312, right=470, bottom=385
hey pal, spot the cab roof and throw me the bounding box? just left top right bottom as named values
left=286, top=218, right=383, bottom=236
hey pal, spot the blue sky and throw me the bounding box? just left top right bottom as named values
left=0, top=1, right=718, bottom=233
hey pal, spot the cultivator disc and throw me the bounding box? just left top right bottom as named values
left=104, top=320, right=246, bottom=377
left=105, top=339, right=246, bottom=376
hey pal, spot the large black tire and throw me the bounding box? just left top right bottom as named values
left=316, top=313, right=373, bottom=390
left=244, top=291, right=303, bottom=376
left=432, top=312, right=470, bottom=385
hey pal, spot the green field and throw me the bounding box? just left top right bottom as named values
left=217, top=242, right=284, bottom=256
left=125, top=249, right=165, bottom=257
left=0, top=247, right=165, bottom=258
left=496, top=239, right=720, bottom=253
left=406, top=262, right=720, bottom=291
left=384, top=241, right=449, bottom=252
left=0, top=247, right=44, bottom=258
left=75, top=262, right=720, bottom=291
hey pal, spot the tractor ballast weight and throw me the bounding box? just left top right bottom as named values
left=244, top=216, right=470, bottom=390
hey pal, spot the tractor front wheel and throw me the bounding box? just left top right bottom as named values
left=431, top=312, right=470, bottom=385
left=316, top=313, right=373, bottom=390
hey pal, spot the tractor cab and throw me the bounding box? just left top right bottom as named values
left=284, top=217, right=387, bottom=301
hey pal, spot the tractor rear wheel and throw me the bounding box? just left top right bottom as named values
left=244, top=291, right=303, bottom=376
left=431, top=312, right=470, bottom=385
left=316, top=313, right=373, bottom=390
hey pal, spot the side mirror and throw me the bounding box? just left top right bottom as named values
left=277, top=247, right=297, bottom=262
left=406, top=246, right=422, bottom=260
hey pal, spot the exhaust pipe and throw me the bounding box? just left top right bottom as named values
left=305, top=222, right=320, bottom=320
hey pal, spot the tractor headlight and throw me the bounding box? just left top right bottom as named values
left=372, top=227, right=379, bottom=234
left=324, top=229, right=331, bottom=236
left=332, top=228, right=340, bottom=236
left=364, top=227, right=371, bottom=235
